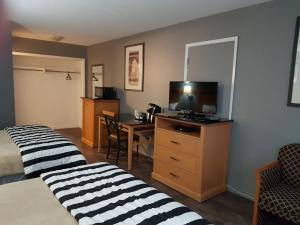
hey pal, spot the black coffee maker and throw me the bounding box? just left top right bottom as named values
left=146, top=103, right=161, bottom=123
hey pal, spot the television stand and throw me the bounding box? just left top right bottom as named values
left=152, top=114, right=232, bottom=202
left=174, top=124, right=196, bottom=133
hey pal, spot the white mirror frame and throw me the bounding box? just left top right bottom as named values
left=183, top=36, right=239, bottom=120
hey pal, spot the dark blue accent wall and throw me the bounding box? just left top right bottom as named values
left=0, top=5, right=15, bottom=129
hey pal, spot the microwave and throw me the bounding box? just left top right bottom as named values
left=94, top=87, right=116, bottom=99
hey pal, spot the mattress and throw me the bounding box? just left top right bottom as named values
left=0, top=164, right=211, bottom=225
left=5, top=125, right=87, bottom=178
left=42, top=162, right=211, bottom=225
left=0, top=178, right=77, bottom=225
left=0, top=131, right=24, bottom=177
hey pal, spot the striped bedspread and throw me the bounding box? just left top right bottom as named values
left=5, top=125, right=87, bottom=178
left=41, top=162, right=212, bottom=225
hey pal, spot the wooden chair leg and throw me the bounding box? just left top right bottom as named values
left=252, top=199, right=259, bottom=225
left=257, top=209, right=266, bottom=225
left=116, top=142, right=121, bottom=164
left=253, top=168, right=261, bottom=225
left=106, top=139, right=111, bottom=159
left=253, top=205, right=266, bottom=225
left=136, top=144, right=139, bottom=160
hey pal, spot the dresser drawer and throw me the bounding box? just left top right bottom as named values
left=156, top=145, right=199, bottom=174
left=155, top=160, right=199, bottom=192
left=156, top=129, right=201, bottom=155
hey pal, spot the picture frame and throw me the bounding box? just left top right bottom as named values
left=287, top=16, right=300, bottom=107
left=124, top=43, right=145, bottom=91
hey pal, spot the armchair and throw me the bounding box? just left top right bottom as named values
left=252, top=144, right=300, bottom=225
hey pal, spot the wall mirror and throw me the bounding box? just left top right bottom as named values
left=184, top=37, right=238, bottom=119
left=91, top=64, right=104, bottom=98
left=288, top=17, right=300, bottom=106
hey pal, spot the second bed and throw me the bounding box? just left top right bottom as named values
left=0, top=125, right=86, bottom=184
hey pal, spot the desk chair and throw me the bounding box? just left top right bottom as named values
left=103, top=111, right=139, bottom=164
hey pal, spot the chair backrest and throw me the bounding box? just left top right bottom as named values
left=102, top=110, right=115, bottom=118
left=278, top=144, right=300, bottom=186
left=103, top=111, right=120, bottom=140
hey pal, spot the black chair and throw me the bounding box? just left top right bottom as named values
left=103, top=111, right=139, bottom=164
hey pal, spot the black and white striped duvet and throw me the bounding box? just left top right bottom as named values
left=5, top=125, right=87, bottom=178
left=41, top=162, right=212, bottom=225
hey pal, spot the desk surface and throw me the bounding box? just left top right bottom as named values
left=98, top=113, right=154, bottom=127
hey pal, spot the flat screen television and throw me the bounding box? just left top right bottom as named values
left=169, top=81, right=218, bottom=114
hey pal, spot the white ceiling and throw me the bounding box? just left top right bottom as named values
left=5, top=0, right=271, bottom=46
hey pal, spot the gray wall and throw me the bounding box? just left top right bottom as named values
left=189, top=42, right=235, bottom=118
left=87, top=0, right=300, bottom=198
left=0, top=6, right=15, bottom=129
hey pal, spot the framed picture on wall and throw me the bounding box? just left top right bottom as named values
left=124, top=43, right=145, bottom=91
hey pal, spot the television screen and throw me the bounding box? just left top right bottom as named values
left=169, top=81, right=218, bottom=114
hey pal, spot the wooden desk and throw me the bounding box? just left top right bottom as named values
left=98, top=113, right=154, bottom=170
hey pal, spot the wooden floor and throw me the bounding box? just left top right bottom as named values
left=57, top=128, right=253, bottom=225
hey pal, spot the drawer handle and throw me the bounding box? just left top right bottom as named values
left=169, top=172, right=180, bottom=178
left=170, top=156, right=180, bottom=162
left=170, top=140, right=180, bottom=145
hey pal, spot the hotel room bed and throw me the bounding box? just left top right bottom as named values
left=0, top=162, right=212, bottom=225
left=0, top=130, right=24, bottom=183
left=0, top=178, right=77, bottom=225
left=0, top=125, right=87, bottom=184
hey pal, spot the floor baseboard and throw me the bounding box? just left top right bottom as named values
left=227, top=185, right=254, bottom=201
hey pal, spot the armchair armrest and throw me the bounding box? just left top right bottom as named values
left=256, top=161, right=281, bottom=192
left=253, top=161, right=281, bottom=225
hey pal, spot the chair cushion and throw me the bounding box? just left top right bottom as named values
left=110, top=133, right=139, bottom=141
left=259, top=184, right=300, bottom=224
left=110, top=132, right=128, bottom=141
left=278, top=144, right=300, bottom=187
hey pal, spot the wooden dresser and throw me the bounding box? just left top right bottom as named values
left=152, top=114, right=232, bottom=202
left=81, top=98, right=120, bottom=147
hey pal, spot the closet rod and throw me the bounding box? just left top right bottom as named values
left=13, top=66, right=80, bottom=74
